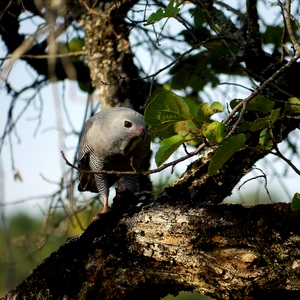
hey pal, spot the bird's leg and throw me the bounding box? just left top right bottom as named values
left=102, top=197, right=109, bottom=213
left=94, top=174, right=110, bottom=214
left=92, top=197, right=109, bottom=221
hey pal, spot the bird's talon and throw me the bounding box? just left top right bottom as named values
left=92, top=206, right=110, bottom=221
left=92, top=213, right=102, bottom=221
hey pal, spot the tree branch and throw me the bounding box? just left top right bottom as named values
left=3, top=195, right=300, bottom=299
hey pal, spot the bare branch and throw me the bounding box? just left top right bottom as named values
left=271, top=146, right=300, bottom=176
left=0, top=51, right=87, bottom=61
left=61, top=141, right=206, bottom=176
left=238, top=167, right=273, bottom=204
left=283, top=0, right=300, bottom=53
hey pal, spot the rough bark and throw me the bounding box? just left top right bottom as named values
left=80, top=0, right=150, bottom=111
left=3, top=191, right=300, bottom=300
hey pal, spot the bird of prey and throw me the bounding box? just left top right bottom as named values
left=77, top=107, right=151, bottom=213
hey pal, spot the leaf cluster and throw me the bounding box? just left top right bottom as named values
left=145, top=0, right=181, bottom=25
left=145, top=92, right=300, bottom=177
left=145, top=91, right=228, bottom=174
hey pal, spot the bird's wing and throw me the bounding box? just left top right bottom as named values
left=78, top=118, right=94, bottom=161
left=77, top=118, right=98, bottom=192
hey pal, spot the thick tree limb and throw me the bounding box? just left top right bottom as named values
left=3, top=190, right=300, bottom=300
left=3, top=144, right=300, bottom=300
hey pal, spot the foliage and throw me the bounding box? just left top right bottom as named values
left=144, top=91, right=299, bottom=177
left=145, top=91, right=225, bottom=166
left=207, top=134, right=246, bottom=176
left=146, top=0, right=181, bottom=25
left=291, top=193, right=300, bottom=210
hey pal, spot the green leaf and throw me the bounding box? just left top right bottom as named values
left=78, top=81, right=90, bottom=93
left=196, top=103, right=212, bottom=122
left=262, top=25, right=284, bottom=49
left=68, top=38, right=85, bottom=52
left=230, top=96, right=275, bottom=114
left=203, top=121, right=225, bottom=143
left=175, top=120, right=199, bottom=135
left=270, top=108, right=281, bottom=123
left=208, top=134, right=246, bottom=176
left=291, top=193, right=300, bottom=210
left=182, top=97, right=199, bottom=119
left=237, top=121, right=252, bottom=133
left=195, top=102, right=223, bottom=123
left=155, top=135, right=185, bottom=166
left=165, top=0, right=180, bottom=16
left=285, top=97, right=300, bottom=113
left=250, top=117, right=269, bottom=131
left=230, top=99, right=243, bottom=110
left=192, top=7, right=206, bottom=28
left=257, top=128, right=273, bottom=151
left=247, top=95, right=275, bottom=113
left=144, top=91, right=193, bottom=132
left=211, top=102, right=224, bottom=113
left=146, top=8, right=164, bottom=25
left=146, top=0, right=180, bottom=25
left=169, top=52, right=220, bottom=92
left=250, top=108, right=281, bottom=131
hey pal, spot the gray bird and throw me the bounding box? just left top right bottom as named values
left=77, top=107, right=151, bottom=213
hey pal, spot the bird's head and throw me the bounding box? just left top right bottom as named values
left=94, top=107, right=150, bottom=156
left=121, top=118, right=150, bottom=155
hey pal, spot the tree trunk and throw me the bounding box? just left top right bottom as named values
left=81, top=0, right=150, bottom=111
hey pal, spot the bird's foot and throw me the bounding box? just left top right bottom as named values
left=92, top=205, right=110, bottom=221
left=92, top=213, right=101, bottom=221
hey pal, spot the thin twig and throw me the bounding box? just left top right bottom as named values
left=238, top=167, right=273, bottom=204
left=61, top=142, right=205, bottom=176
left=0, top=51, right=86, bottom=61
left=173, top=14, right=198, bottom=43
left=271, top=146, right=300, bottom=176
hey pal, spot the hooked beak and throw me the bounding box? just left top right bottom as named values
left=133, top=126, right=146, bottom=138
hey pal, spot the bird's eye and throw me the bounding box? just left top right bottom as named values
left=124, top=120, right=132, bottom=128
